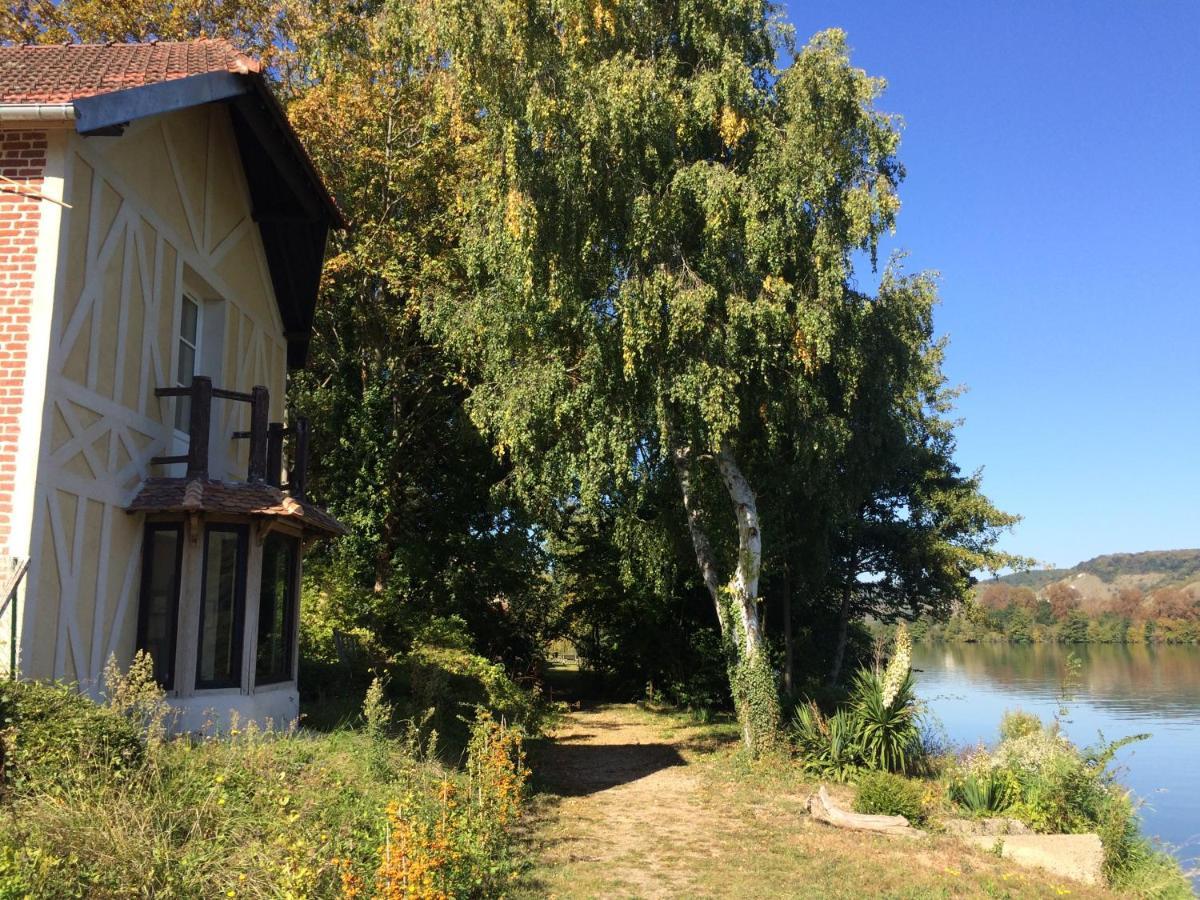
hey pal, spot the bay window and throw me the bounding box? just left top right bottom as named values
left=255, top=532, right=298, bottom=684
left=196, top=525, right=248, bottom=689
left=135, top=523, right=183, bottom=689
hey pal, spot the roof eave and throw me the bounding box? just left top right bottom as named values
left=65, top=70, right=343, bottom=369
left=0, top=103, right=76, bottom=122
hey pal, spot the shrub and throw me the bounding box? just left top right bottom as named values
left=0, top=698, right=529, bottom=897
left=849, top=667, right=920, bottom=774
left=791, top=624, right=923, bottom=778
left=853, top=770, right=926, bottom=825
left=998, top=709, right=1041, bottom=742
left=0, top=680, right=144, bottom=796
left=407, top=643, right=545, bottom=755
left=790, top=702, right=861, bottom=782
left=948, top=767, right=1016, bottom=815
left=346, top=710, right=530, bottom=899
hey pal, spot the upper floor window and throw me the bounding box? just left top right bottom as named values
left=174, top=293, right=201, bottom=431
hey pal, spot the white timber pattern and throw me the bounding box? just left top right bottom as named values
left=20, top=105, right=288, bottom=687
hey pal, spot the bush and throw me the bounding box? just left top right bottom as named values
left=791, top=702, right=861, bottom=782
left=849, top=667, right=920, bottom=774
left=853, top=770, right=926, bottom=825
left=342, top=709, right=530, bottom=899
left=998, top=709, right=1041, bottom=742
left=948, top=766, right=1017, bottom=815
left=407, top=642, right=546, bottom=755
left=0, top=680, right=144, bottom=796
left=945, top=715, right=1188, bottom=891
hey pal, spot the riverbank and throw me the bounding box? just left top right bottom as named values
left=516, top=704, right=1125, bottom=898
left=911, top=642, right=1200, bottom=890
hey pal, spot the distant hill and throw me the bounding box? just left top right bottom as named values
left=985, top=549, right=1200, bottom=599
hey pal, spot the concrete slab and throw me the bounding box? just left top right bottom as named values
left=965, top=833, right=1104, bottom=885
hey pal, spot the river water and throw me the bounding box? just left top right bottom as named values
left=911, top=642, right=1199, bottom=878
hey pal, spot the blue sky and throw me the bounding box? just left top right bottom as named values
left=784, top=1, right=1200, bottom=569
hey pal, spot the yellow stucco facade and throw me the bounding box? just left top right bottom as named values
left=18, top=104, right=289, bottom=690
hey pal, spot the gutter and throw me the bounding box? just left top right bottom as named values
left=0, top=103, right=76, bottom=122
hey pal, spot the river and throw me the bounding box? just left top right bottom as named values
left=911, top=642, right=1199, bottom=880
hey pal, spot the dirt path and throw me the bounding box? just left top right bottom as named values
left=517, top=704, right=1117, bottom=900
left=519, top=704, right=739, bottom=898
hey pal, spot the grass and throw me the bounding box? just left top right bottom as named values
left=0, top=676, right=529, bottom=898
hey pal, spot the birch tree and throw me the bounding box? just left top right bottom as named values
left=414, top=2, right=905, bottom=751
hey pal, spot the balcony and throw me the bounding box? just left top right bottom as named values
left=125, top=376, right=344, bottom=537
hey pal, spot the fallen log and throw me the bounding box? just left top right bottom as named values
left=807, top=785, right=926, bottom=839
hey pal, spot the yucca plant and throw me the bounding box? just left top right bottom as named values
left=791, top=701, right=862, bottom=782
left=849, top=666, right=920, bottom=774
left=950, top=769, right=1016, bottom=815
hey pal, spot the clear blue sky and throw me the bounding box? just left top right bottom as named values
left=784, top=1, right=1200, bottom=569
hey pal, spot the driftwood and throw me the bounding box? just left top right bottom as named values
left=807, top=786, right=926, bottom=839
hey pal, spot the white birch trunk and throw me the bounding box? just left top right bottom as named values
left=670, top=443, right=726, bottom=634
left=715, top=441, right=765, bottom=660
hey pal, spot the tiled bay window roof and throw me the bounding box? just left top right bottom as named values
left=127, top=478, right=347, bottom=537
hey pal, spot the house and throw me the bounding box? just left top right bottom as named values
left=0, top=40, right=345, bottom=730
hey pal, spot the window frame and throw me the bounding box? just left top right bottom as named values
left=173, top=291, right=202, bottom=433
left=254, top=531, right=300, bottom=686
left=195, top=523, right=249, bottom=691
left=134, top=522, right=184, bottom=691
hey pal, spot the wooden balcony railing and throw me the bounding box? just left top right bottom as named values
left=151, top=376, right=311, bottom=499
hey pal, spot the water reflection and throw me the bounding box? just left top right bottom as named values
left=920, top=643, right=1200, bottom=719
left=912, top=643, right=1200, bottom=877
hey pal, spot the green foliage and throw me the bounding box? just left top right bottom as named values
left=0, top=681, right=144, bottom=797
left=790, top=702, right=862, bottom=782
left=792, top=627, right=922, bottom=777
left=407, top=643, right=546, bottom=756
left=848, top=668, right=920, bottom=774
left=853, top=770, right=927, bottom=824
left=948, top=769, right=1017, bottom=815
left=0, top=687, right=528, bottom=897
left=945, top=713, right=1182, bottom=890
left=998, top=709, right=1042, bottom=742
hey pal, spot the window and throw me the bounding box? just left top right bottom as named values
left=255, top=533, right=299, bottom=684
left=174, top=293, right=201, bottom=431
left=196, top=525, right=248, bottom=689
left=135, top=524, right=183, bottom=689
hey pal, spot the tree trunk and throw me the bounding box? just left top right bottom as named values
left=668, top=433, right=782, bottom=754
left=670, top=443, right=726, bottom=633
left=781, top=561, right=794, bottom=697
left=714, top=441, right=782, bottom=752
left=828, top=580, right=853, bottom=687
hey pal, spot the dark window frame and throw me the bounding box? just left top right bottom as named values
left=254, top=532, right=300, bottom=686
left=195, top=523, right=249, bottom=690
left=135, top=522, right=184, bottom=690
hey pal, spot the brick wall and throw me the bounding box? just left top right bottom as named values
left=0, top=131, right=46, bottom=554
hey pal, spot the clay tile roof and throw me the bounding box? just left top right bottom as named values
left=0, top=40, right=261, bottom=104
left=127, top=478, right=347, bottom=537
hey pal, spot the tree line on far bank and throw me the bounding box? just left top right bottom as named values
left=910, top=580, right=1200, bottom=645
